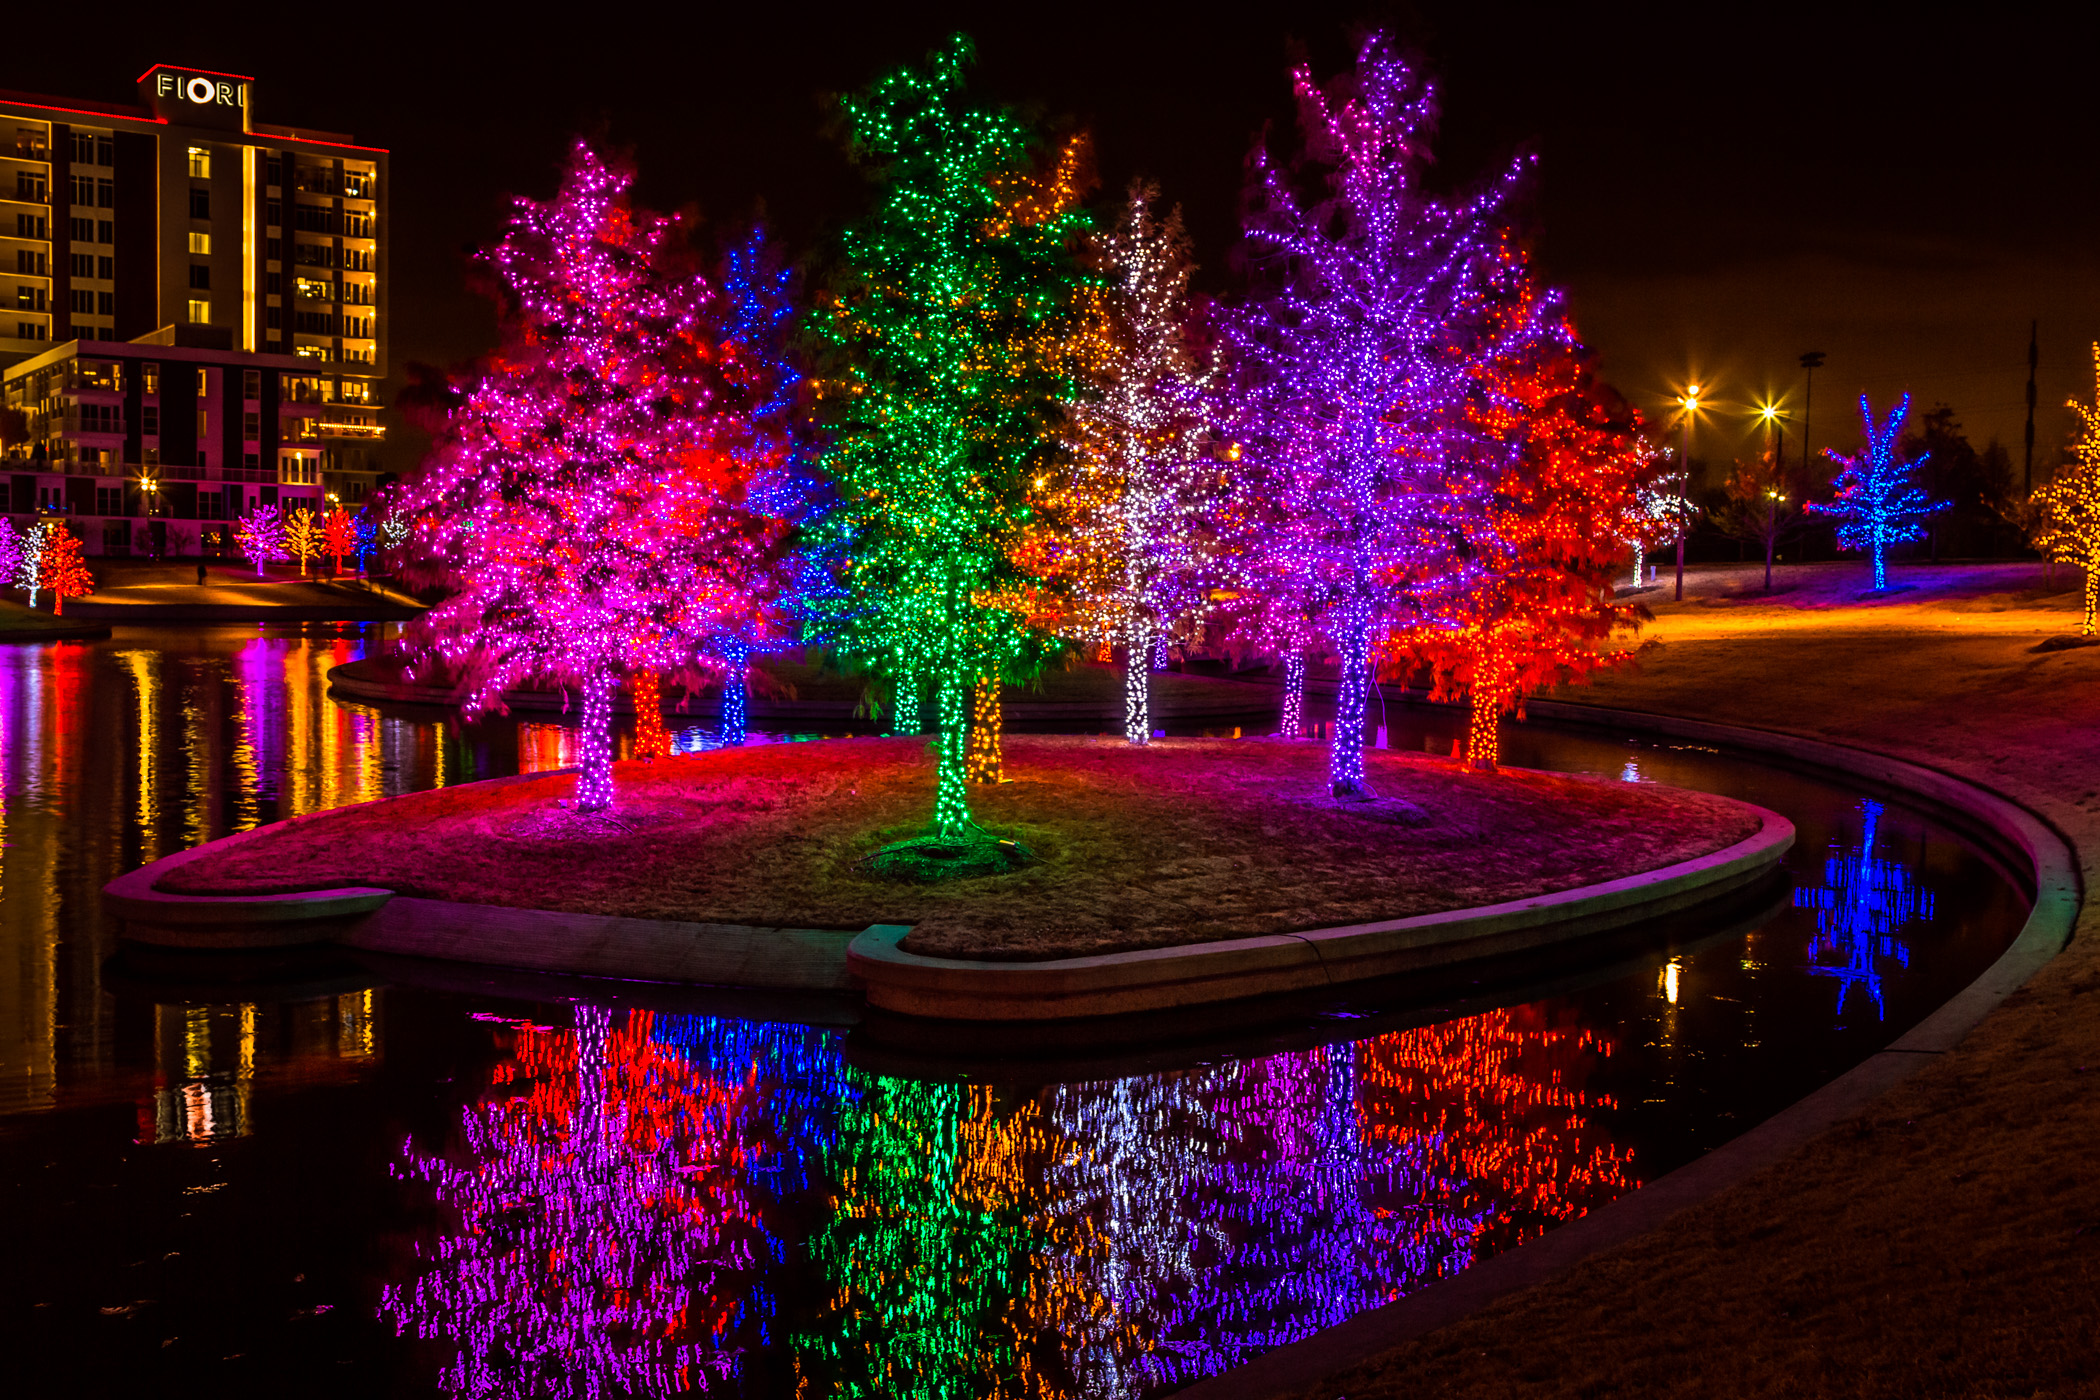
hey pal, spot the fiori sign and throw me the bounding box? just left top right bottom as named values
left=138, top=66, right=251, bottom=130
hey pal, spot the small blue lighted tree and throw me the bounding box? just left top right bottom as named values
left=1808, top=393, right=1947, bottom=591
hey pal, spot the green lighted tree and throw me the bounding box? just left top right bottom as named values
left=808, top=34, right=1089, bottom=845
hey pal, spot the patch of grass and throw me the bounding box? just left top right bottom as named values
left=162, top=735, right=1758, bottom=961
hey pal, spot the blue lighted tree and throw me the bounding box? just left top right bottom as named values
left=1808, top=393, right=1948, bottom=591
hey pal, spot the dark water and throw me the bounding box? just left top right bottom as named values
left=0, top=626, right=2025, bottom=1398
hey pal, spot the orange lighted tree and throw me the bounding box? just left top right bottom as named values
left=38, top=523, right=94, bottom=615
left=284, top=506, right=323, bottom=577
left=2032, top=343, right=2100, bottom=635
left=1381, top=255, right=1647, bottom=770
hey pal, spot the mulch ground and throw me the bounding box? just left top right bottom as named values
left=158, top=735, right=1757, bottom=961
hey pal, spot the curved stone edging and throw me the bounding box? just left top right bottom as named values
left=845, top=799, right=1792, bottom=1021
left=1171, top=699, right=2081, bottom=1400
left=103, top=819, right=394, bottom=947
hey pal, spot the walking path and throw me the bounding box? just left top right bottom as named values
left=1283, top=559, right=2100, bottom=1398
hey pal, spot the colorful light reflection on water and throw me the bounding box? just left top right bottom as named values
left=380, top=1005, right=1632, bottom=1399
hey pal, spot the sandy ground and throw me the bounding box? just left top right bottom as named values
left=1289, top=560, right=2100, bottom=1399
left=157, top=735, right=1756, bottom=961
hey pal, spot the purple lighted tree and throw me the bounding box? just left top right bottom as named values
left=402, top=144, right=807, bottom=810
left=233, top=504, right=288, bottom=577
left=1224, top=34, right=1564, bottom=797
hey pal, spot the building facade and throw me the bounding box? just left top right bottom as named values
left=0, top=65, right=387, bottom=552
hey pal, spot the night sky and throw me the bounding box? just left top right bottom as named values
left=6, top=3, right=2094, bottom=481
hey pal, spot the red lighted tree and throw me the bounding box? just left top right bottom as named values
left=322, top=504, right=356, bottom=574
left=402, top=143, right=802, bottom=812
left=38, top=523, right=93, bottom=615
left=1381, top=256, right=1647, bottom=770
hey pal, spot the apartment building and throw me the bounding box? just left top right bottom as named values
left=0, top=64, right=388, bottom=550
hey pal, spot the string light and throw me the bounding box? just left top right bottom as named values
left=1382, top=260, right=1650, bottom=771
left=322, top=503, right=356, bottom=573
left=1805, top=393, right=1947, bottom=592
left=233, top=504, right=288, bottom=577
left=630, top=669, right=669, bottom=761
left=805, top=35, right=1088, bottom=834
left=716, top=639, right=750, bottom=748
left=966, top=676, right=1003, bottom=782
left=36, top=522, right=93, bottom=615
left=283, top=505, right=323, bottom=577
left=1222, top=33, right=1566, bottom=798
left=2030, top=343, right=2100, bottom=634
left=1029, top=180, right=1218, bottom=746
left=17, top=522, right=44, bottom=607
left=400, top=143, right=808, bottom=813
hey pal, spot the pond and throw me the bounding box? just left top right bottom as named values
left=0, top=625, right=2026, bottom=1396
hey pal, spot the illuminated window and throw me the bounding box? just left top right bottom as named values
left=188, top=296, right=208, bottom=322
left=295, top=345, right=326, bottom=361
left=187, top=146, right=210, bottom=179
left=142, top=363, right=159, bottom=395
left=188, top=231, right=211, bottom=255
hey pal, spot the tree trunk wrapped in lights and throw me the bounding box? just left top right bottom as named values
left=1280, top=651, right=1307, bottom=739
left=806, top=35, right=1087, bottom=846
left=1026, top=181, right=1220, bottom=747
left=630, top=669, right=669, bottom=761
left=967, top=676, right=1004, bottom=783
left=1221, top=34, right=1564, bottom=799
left=1805, top=394, right=1948, bottom=593
left=400, top=144, right=808, bottom=813
left=2029, top=344, right=2100, bottom=635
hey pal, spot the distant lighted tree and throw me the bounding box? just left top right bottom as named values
left=1628, top=454, right=1693, bottom=589
left=1029, top=180, right=1220, bottom=745
left=403, top=143, right=804, bottom=812
left=1713, top=442, right=1802, bottom=593
left=351, top=509, right=379, bottom=574
left=1807, top=393, right=1948, bottom=592
left=1223, top=34, right=1566, bottom=798
left=805, top=35, right=1088, bottom=836
left=234, top=504, right=288, bottom=577
left=322, top=504, right=356, bottom=573
left=2031, top=343, right=2100, bottom=634
left=283, top=506, right=323, bottom=577
left=37, top=522, right=93, bottom=615
left=0, top=519, right=22, bottom=597
left=17, top=523, right=47, bottom=607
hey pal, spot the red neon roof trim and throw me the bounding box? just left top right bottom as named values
left=136, top=64, right=256, bottom=84
left=0, top=97, right=165, bottom=125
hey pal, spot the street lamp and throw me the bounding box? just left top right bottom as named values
left=1674, top=385, right=1704, bottom=601
left=1754, top=402, right=1788, bottom=592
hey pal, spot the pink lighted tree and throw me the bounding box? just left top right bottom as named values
left=402, top=143, right=806, bottom=811
left=233, top=504, right=288, bottom=577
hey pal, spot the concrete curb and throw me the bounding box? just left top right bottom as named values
left=845, top=800, right=1793, bottom=1021
left=1173, top=700, right=2080, bottom=1400
left=102, top=819, right=394, bottom=948
left=340, top=898, right=862, bottom=991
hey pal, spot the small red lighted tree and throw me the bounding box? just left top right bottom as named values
left=322, top=505, right=356, bottom=574
left=38, top=522, right=94, bottom=615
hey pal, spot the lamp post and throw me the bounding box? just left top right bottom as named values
left=1756, top=402, right=1786, bottom=592
left=1674, top=385, right=1703, bottom=601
